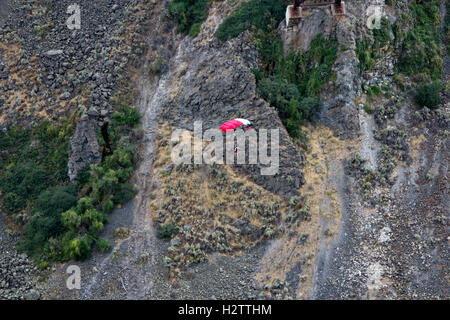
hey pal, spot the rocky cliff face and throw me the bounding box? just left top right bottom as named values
left=158, top=29, right=304, bottom=196
left=0, top=0, right=154, bottom=299
left=281, top=2, right=364, bottom=138
left=252, top=0, right=448, bottom=300
left=67, top=114, right=100, bottom=181
left=0, top=0, right=448, bottom=300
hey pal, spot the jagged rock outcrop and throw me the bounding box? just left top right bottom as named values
left=159, top=31, right=304, bottom=197
left=280, top=2, right=367, bottom=138
left=67, top=114, right=100, bottom=181
left=321, top=2, right=365, bottom=138
left=281, top=6, right=335, bottom=53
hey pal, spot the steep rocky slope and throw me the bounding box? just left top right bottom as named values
left=0, top=0, right=448, bottom=300
left=0, top=0, right=155, bottom=299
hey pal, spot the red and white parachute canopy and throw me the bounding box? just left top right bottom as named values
left=220, top=118, right=252, bottom=132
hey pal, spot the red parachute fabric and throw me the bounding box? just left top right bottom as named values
left=220, top=119, right=250, bottom=132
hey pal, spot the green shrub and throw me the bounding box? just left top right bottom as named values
left=356, top=18, right=392, bottom=73
left=61, top=208, right=82, bottom=231
left=157, top=222, right=179, bottom=241
left=62, top=234, right=93, bottom=261
left=75, top=166, right=91, bottom=189
left=356, top=39, right=376, bottom=72
left=18, top=186, right=77, bottom=259
left=2, top=192, right=22, bottom=214
left=112, top=183, right=136, bottom=205
left=111, top=104, right=140, bottom=127
left=96, top=238, right=112, bottom=253
left=0, top=162, right=48, bottom=211
left=296, top=36, right=338, bottom=96
left=189, top=22, right=202, bottom=38
left=168, top=0, right=210, bottom=37
left=363, top=104, right=373, bottom=114
left=91, top=168, right=121, bottom=203
left=0, top=118, right=75, bottom=216
left=216, top=0, right=287, bottom=42
left=35, top=23, right=53, bottom=38
left=38, top=261, right=49, bottom=270
left=385, top=0, right=397, bottom=7
left=397, top=0, right=443, bottom=80
left=372, top=17, right=392, bottom=49
left=414, top=81, right=442, bottom=109
left=257, top=77, right=300, bottom=118
left=298, top=97, right=322, bottom=121
left=0, top=118, right=77, bottom=262
left=254, top=22, right=284, bottom=76
left=82, top=209, right=106, bottom=236
left=367, top=85, right=382, bottom=100
left=285, top=99, right=303, bottom=137
left=102, top=199, right=115, bottom=215
left=265, top=35, right=338, bottom=96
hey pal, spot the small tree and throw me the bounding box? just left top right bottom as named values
left=62, top=235, right=92, bottom=261
left=414, top=81, right=442, bottom=109
left=18, top=186, right=77, bottom=258
left=96, top=238, right=112, bottom=253
left=157, top=222, right=179, bottom=241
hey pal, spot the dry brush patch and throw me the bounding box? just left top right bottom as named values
left=255, top=124, right=356, bottom=299
left=150, top=125, right=299, bottom=279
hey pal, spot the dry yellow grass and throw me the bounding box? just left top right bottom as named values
left=255, top=124, right=357, bottom=298
left=150, top=124, right=291, bottom=271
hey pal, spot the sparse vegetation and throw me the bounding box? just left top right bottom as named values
left=113, top=227, right=130, bottom=239
left=356, top=17, right=392, bottom=73
left=367, top=85, right=383, bottom=101
left=397, top=0, right=443, bottom=80
left=215, top=0, right=287, bottom=43
left=96, top=238, right=112, bottom=253
left=157, top=222, right=179, bottom=241
left=363, top=104, right=373, bottom=114
left=150, top=56, right=167, bottom=75
left=414, top=81, right=442, bottom=109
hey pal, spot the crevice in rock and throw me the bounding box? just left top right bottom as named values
left=100, top=122, right=113, bottom=163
